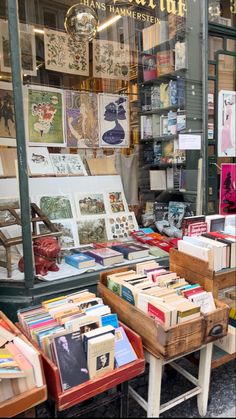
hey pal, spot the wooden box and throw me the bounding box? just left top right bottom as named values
left=17, top=322, right=144, bottom=412
left=98, top=267, right=229, bottom=360
left=0, top=311, right=47, bottom=418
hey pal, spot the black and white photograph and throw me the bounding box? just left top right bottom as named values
left=96, top=353, right=110, bottom=371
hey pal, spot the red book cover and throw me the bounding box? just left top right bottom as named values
left=142, top=54, right=157, bottom=81
left=204, top=231, right=236, bottom=241
left=147, top=303, right=165, bottom=325
left=183, top=287, right=204, bottom=298
left=148, top=239, right=173, bottom=253
left=188, top=222, right=208, bottom=237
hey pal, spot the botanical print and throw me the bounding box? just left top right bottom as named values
left=218, top=90, right=236, bottom=157
left=27, top=147, right=55, bottom=175
left=44, top=29, right=89, bottom=76
left=106, top=191, right=128, bottom=214
left=93, top=40, right=130, bottom=80
left=49, top=153, right=87, bottom=176
left=65, top=90, right=99, bottom=148
left=219, top=163, right=236, bottom=215
left=26, top=86, right=65, bottom=146
left=38, top=195, right=74, bottom=220
left=0, top=82, right=16, bottom=146
left=77, top=217, right=108, bottom=245
left=75, top=193, right=106, bottom=217
left=98, top=94, right=129, bottom=148
left=0, top=20, right=36, bottom=76
left=38, top=219, right=79, bottom=249
left=106, top=212, right=139, bottom=240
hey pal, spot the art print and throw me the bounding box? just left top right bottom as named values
left=93, top=40, right=130, bottom=80
left=38, top=195, right=74, bottom=220
left=65, top=90, right=98, bottom=148
left=0, top=82, right=16, bottom=146
left=75, top=193, right=106, bottom=217
left=168, top=201, right=186, bottom=229
left=105, top=191, right=128, bottom=214
left=219, top=163, right=236, bottom=215
left=26, top=86, right=65, bottom=146
left=50, top=153, right=87, bottom=176
left=77, top=217, right=108, bottom=245
left=38, top=219, right=79, bottom=249
left=0, top=20, right=36, bottom=76
left=27, top=147, right=54, bottom=175
left=0, top=196, right=20, bottom=224
left=106, top=212, right=139, bottom=240
left=218, top=90, right=236, bottom=157
left=44, top=29, right=89, bottom=76
left=98, top=94, right=129, bottom=148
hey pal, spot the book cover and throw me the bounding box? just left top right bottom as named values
left=167, top=111, right=177, bottom=135
left=111, top=243, right=149, bottom=260
left=87, top=332, right=115, bottom=380
left=151, top=86, right=160, bottom=110
left=156, top=50, right=174, bottom=76
left=175, top=41, right=187, bottom=70
left=188, top=222, right=208, bottom=237
left=177, top=78, right=185, bottom=108
left=83, top=325, right=115, bottom=354
left=65, top=252, right=96, bottom=269
left=150, top=170, right=167, bottom=191
left=85, top=248, right=124, bottom=266
left=13, top=337, right=43, bottom=387
left=101, top=314, right=119, bottom=329
left=53, top=331, right=89, bottom=390
left=160, top=83, right=170, bottom=109
left=189, top=292, right=216, bottom=314
left=114, top=327, right=137, bottom=367
left=169, top=80, right=178, bottom=106
left=141, top=115, right=153, bottom=139
left=168, top=201, right=186, bottom=229
left=142, top=54, right=157, bottom=81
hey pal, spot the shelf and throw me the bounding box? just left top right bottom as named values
left=140, top=135, right=177, bottom=142
left=139, top=69, right=187, bottom=86
left=140, top=106, right=182, bottom=115
left=140, top=30, right=186, bottom=55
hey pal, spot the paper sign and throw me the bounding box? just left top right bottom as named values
left=179, top=134, right=201, bottom=150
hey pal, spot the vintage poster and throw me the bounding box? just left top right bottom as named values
left=49, top=153, right=87, bottom=176
left=0, top=82, right=16, bottom=146
left=74, top=193, right=106, bottom=217
left=93, top=40, right=130, bottom=80
left=38, top=195, right=75, bottom=220
left=77, top=216, right=108, bottom=245
left=0, top=20, right=36, bottom=76
left=219, top=163, right=236, bottom=215
left=38, top=219, right=79, bottom=249
left=218, top=90, right=236, bottom=157
left=105, top=191, right=128, bottom=214
left=27, top=147, right=55, bottom=175
left=106, top=212, right=139, bottom=240
left=44, top=29, right=89, bottom=76
left=65, top=90, right=99, bottom=148
left=98, top=94, right=129, bottom=148
left=26, top=85, right=65, bottom=146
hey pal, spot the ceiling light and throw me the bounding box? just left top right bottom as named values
left=97, top=15, right=121, bottom=32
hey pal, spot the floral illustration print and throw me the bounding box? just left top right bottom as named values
left=93, top=40, right=130, bottom=80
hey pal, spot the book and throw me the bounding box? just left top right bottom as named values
left=168, top=201, right=186, bottom=230
left=147, top=301, right=177, bottom=327
left=169, top=80, right=178, bottom=106
left=167, top=111, right=177, bottom=135
left=53, top=331, right=89, bottom=390
left=13, top=336, right=43, bottom=387
left=114, top=327, right=137, bottom=367
left=175, top=41, right=187, bottom=70
left=188, top=222, right=208, bottom=237
left=64, top=252, right=96, bottom=269
left=6, top=342, right=35, bottom=390
left=188, top=291, right=216, bottom=314
left=83, top=325, right=115, bottom=355
left=142, top=54, right=157, bottom=81
left=150, top=170, right=167, bottom=191
left=0, top=348, right=26, bottom=379
left=160, top=83, right=170, bottom=109
left=151, top=86, right=160, bottom=109
left=182, top=215, right=206, bottom=236
left=205, top=215, right=225, bottom=232
left=148, top=246, right=169, bottom=258
left=87, top=332, right=115, bottom=380
left=141, top=115, right=153, bottom=139
left=175, top=301, right=201, bottom=323
left=101, top=314, right=119, bottom=329
left=84, top=248, right=124, bottom=266
left=111, top=243, right=149, bottom=260
left=156, top=50, right=174, bottom=76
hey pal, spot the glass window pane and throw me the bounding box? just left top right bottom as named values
left=208, top=36, right=224, bottom=61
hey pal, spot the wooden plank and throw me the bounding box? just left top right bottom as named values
left=211, top=351, right=236, bottom=369
left=169, top=249, right=214, bottom=279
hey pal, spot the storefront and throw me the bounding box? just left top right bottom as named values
left=0, top=0, right=235, bottom=319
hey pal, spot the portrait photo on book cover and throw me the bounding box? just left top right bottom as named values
left=96, top=353, right=110, bottom=370
left=218, top=90, right=236, bottom=157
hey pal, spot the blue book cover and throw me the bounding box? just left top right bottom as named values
left=101, top=314, right=119, bottom=328
left=114, top=327, right=137, bottom=368
left=65, top=253, right=96, bottom=269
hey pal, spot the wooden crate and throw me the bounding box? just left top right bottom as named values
left=169, top=248, right=236, bottom=298
left=17, top=322, right=145, bottom=412
left=0, top=311, right=47, bottom=418
left=98, top=268, right=229, bottom=360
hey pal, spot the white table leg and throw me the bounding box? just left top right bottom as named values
left=197, top=343, right=213, bottom=417
left=147, top=354, right=163, bottom=418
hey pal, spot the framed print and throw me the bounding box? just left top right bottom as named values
left=0, top=82, right=16, bottom=146
left=37, top=194, right=75, bottom=220
left=27, top=147, right=55, bottom=175
left=74, top=193, right=106, bottom=217
left=65, top=90, right=99, bottom=148
left=219, top=163, right=236, bottom=215
left=49, top=153, right=87, bottom=176
left=105, top=191, right=129, bottom=214
left=77, top=216, right=108, bottom=245
left=218, top=90, right=236, bottom=157
left=38, top=219, right=79, bottom=249
left=25, top=85, right=65, bottom=147
left=44, top=29, right=89, bottom=76
left=106, top=212, right=139, bottom=240
left=93, top=40, right=130, bottom=80
left=98, top=94, right=129, bottom=148
left=0, top=20, right=36, bottom=76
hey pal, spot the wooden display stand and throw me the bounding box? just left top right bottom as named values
left=17, top=321, right=145, bottom=416
left=0, top=311, right=47, bottom=418
left=169, top=248, right=235, bottom=368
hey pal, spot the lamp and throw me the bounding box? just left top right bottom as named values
left=64, top=4, right=98, bottom=41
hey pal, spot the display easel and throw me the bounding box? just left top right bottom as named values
left=0, top=203, right=61, bottom=278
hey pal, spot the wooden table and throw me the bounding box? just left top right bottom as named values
left=129, top=343, right=213, bottom=418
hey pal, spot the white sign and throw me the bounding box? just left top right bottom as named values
left=179, top=134, right=201, bottom=150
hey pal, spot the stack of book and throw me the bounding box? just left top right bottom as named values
left=17, top=291, right=138, bottom=392
left=0, top=324, right=43, bottom=403
left=106, top=262, right=216, bottom=327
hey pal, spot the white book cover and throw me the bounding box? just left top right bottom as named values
left=189, top=291, right=216, bottom=314
left=27, top=147, right=55, bottom=175
left=50, top=153, right=87, bottom=176
left=150, top=170, right=166, bottom=191
left=178, top=239, right=213, bottom=266
left=13, top=336, right=43, bottom=387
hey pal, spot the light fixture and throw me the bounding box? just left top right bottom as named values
left=33, top=28, right=45, bottom=34
left=64, top=4, right=98, bottom=41
left=97, top=15, right=121, bottom=32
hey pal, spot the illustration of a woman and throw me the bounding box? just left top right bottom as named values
left=221, top=95, right=234, bottom=155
